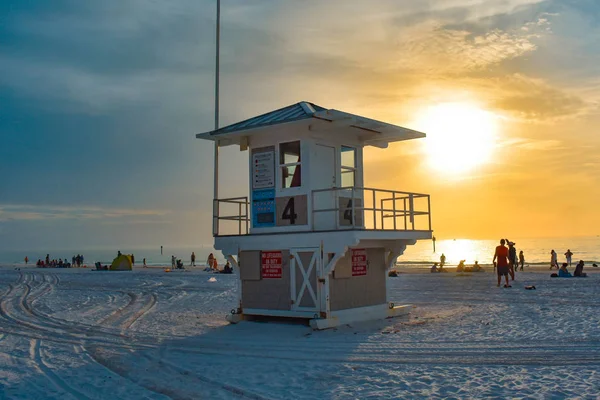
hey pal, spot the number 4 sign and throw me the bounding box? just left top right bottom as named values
left=275, top=195, right=308, bottom=226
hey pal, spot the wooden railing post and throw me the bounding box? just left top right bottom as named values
left=392, top=192, right=397, bottom=231
left=403, top=198, right=407, bottom=230
left=427, top=195, right=431, bottom=232
left=409, top=194, right=415, bottom=230
left=372, top=189, right=376, bottom=230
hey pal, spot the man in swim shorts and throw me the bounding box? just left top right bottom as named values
left=493, top=239, right=510, bottom=287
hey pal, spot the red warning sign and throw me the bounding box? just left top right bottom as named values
left=261, top=251, right=283, bottom=279
left=351, top=249, right=367, bottom=276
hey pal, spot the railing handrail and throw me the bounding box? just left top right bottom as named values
left=215, top=196, right=249, bottom=204
left=213, top=196, right=250, bottom=236
left=311, top=186, right=431, bottom=232
left=311, top=186, right=430, bottom=198
left=212, top=187, right=432, bottom=236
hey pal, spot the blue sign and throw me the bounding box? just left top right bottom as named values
left=252, top=189, right=276, bottom=228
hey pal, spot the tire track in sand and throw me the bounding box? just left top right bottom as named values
left=86, top=345, right=271, bottom=400
left=98, top=292, right=157, bottom=331
left=0, top=273, right=156, bottom=348
left=29, top=338, right=91, bottom=400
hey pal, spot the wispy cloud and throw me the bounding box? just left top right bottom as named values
left=0, top=204, right=170, bottom=222
left=500, top=137, right=563, bottom=151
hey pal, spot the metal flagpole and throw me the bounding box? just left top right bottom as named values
left=213, top=0, right=221, bottom=236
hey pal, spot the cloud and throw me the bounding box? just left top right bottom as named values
left=487, top=74, right=589, bottom=120
left=0, top=204, right=170, bottom=222
left=381, top=21, right=540, bottom=75
left=503, top=138, right=563, bottom=150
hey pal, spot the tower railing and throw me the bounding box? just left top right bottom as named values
left=311, top=186, right=431, bottom=232
left=212, top=197, right=249, bottom=236
left=212, top=188, right=431, bottom=236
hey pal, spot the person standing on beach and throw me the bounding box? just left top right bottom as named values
left=493, top=239, right=511, bottom=288
left=131, top=254, right=135, bottom=266
left=171, top=255, right=176, bottom=268
left=519, top=250, right=525, bottom=271
left=191, top=252, right=196, bottom=266
left=440, top=253, right=446, bottom=268
left=564, top=249, right=573, bottom=266
left=24, top=256, right=28, bottom=264
left=143, top=258, right=147, bottom=268
left=550, top=250, right=558, bottom=269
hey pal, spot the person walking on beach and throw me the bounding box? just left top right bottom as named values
left=191, top=252, right=196, bottom=267
left=564, top=249, right=573, bottom=266
left=506, top=240, right=517, bottom=281
left=550, top=250, right=558, bottom=269
left=519, top=250, right=525, bottom=271
left=440, top=253, right=446, bottom=268
left=171, top=255, right=176, bottom=268
left=143, top=258, right=147, bottom=268
left=493, top=239, right=511, bottom=288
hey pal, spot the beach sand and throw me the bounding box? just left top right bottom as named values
left=1, top=265, right=599, bottom=399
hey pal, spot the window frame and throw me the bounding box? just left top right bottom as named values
left=340, top=145, right=357, bottom=188
left=278, top=140, right=302, bottom=189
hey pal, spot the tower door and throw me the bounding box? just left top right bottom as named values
left=312, top=144, right=336, bottom=231
left=290, top=248, right=320, bottom=313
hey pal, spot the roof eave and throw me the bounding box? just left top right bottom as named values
left=196, top=118, right=313, bottom=144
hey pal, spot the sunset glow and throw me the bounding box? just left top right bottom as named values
left=415, top=103, right=499, bottom=175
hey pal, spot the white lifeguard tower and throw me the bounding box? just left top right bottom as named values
left=196, top=101, right=432, bottom=329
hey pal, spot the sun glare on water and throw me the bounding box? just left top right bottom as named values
left=414, top=103, right=499, bottom=175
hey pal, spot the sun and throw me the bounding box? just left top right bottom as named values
left=413, top=102, right=499, bottom=175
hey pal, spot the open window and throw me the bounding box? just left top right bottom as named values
left=280, top=141, right=301, bottom=188
left=341, top=146, right=356, bottom=187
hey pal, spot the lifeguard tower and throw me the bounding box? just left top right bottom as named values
left=196, top=101, right=432, bottom=329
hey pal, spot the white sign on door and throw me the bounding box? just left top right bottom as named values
left=252, top=151, right=275, bottom=189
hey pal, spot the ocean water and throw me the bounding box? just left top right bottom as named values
left=400, top=236, right=600, bottom=266
left=0, top=237, right=598, bottom=266
left=0, top=246, right=220, bottom=267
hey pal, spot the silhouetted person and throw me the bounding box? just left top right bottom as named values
left=493, top=239, right=510, bottom=288
left=565, top=249, right=573, bottom=266
left=519, top=250, right=525, bottom=271
left=506, top=240, right=517, bottom=281
left=574, top=260, right=586, bottom=277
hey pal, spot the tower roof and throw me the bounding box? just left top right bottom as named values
left=196, top=101, right=425, bottom=147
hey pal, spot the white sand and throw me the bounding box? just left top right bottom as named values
left=1, top=265, right=599, bottom=399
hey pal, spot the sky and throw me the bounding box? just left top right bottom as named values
left=1, top=0, right=599, bottom=250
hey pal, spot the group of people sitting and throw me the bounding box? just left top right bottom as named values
left=430, top=263, right=448, bottom=273
left=36, top=258, right=71, bottom=268
left=456, top=260, right=483, bottom=273
left=170, top=255, right=185, bottom=270
left=430, top=260, right=483, bottom=273
left=36, top=254, right=86, bottom=268
left=203, top=253, right=233, bottom=274
left=554, top=260, right=587, bottom=278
